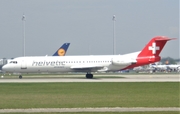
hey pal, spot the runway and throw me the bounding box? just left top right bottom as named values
left=0, top=74, right=179, bottom=82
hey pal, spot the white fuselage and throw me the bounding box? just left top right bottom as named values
left=3, top=53, right=139, bottom=73
left=152, top=65, right=168, bottom=70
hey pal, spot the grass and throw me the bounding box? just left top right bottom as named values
left=3, top=112, right=179, bottom=114
left=0, top=82, right=179, bottom=109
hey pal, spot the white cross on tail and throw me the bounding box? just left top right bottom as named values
left=148, top=42, right=160, bottom=54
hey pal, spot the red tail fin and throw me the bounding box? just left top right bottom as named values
left=138, top=36, right=176, bottom=57
left=121, top=36, right=176, bottom=70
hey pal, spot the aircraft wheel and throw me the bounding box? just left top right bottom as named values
left=86, top=74, right=93, bottom=79
left=19, top=75, right=22, bottom=79
left=86, top=74, right=89, bottom=78
left=89, top=74, right=93, bottom=79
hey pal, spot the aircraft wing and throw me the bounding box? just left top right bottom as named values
left=71, top=65, right=104, bottom=69
left=70, top=65, right=105, bottom=71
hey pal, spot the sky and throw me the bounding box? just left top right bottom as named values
left=0, top=0, right=179, bottom=59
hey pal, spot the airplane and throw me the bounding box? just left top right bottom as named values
left=166, top=64, right=180, bottom=72
left=2, top=36, right=176, bottom=79
left=150, top=63, right=180, bottom=72
left=150, top=64, right=168, bottom=72
left=52, top=43, right=70, bottom=56
left=133, top=65, right=156, bottom=73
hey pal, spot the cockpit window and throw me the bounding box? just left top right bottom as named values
left=10, top=61, right=18, bottom=64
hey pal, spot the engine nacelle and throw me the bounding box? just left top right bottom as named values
left=111, top=57, right=136, bottom=66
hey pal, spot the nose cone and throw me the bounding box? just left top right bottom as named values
left=2, top=65, right=6, bottom=71
left=2, top=65, right=10, bottom=71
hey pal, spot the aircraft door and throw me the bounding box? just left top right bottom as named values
left=21, top=60, right=27, bottom=69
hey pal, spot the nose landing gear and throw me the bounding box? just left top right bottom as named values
left=86, top=73, right=93, bottom=79
left=19, top=75, right=22, bottom=79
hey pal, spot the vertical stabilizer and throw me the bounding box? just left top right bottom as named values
left=138, top=36, right=175, bottom=57
left=123, top=36, right=176, bottom=70
left=53, top=43, right=70, bottom=56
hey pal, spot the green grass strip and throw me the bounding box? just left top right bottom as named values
left=3, top=112, right=179, bottom=114
left=0, top=82, right=179, bottom=109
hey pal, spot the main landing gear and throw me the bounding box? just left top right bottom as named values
left=86, top=73, right=93, bottom=79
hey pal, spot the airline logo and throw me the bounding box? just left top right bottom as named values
left=148, top=42, right=160, bottom=54
left=58, top=48, right=66, bottom=56
left=32, top=61, right=65, bottom=66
